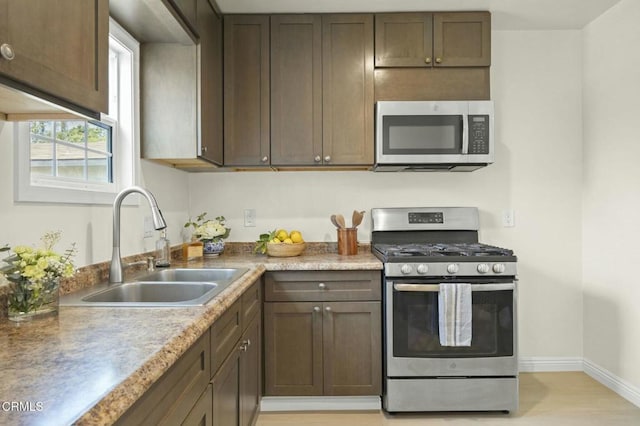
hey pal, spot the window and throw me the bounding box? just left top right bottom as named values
left=14, top=18, right=138, bottom=204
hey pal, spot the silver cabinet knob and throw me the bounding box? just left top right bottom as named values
left=324, top=155, right=331, bottom=163
left=313, top=306, right=321, bottom=312
left=0, top=43, right=15, bottom=61
left=261, top=156, right=268, bottom=163
left=201, top=146, right=208, bottom=153
left=244, top=339, right=251, bottom=347
left=239, top=343, right=248, bottom=352
left=314, top=155, right=321, bottom=163
left=318, top=282, right=326, bottom=289
left=325, top=306, right=332, bottom=312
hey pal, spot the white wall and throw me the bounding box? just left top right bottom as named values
left=0, top=122, right=189, bottom=267
left=583, top=0, right=640, bottom=389
left=189, top=29, right=584, bottom=360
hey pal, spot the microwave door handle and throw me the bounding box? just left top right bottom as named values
left=461, top=115, right=469, bottom=154
left=393, top=283, right=515, bottom=292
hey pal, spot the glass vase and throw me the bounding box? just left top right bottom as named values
left=8, top=277, right=60, bottom=322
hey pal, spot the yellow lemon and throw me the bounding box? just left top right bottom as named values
left=283, top=238, right=293, bottom=244
left=290, top=231, right=304, bottom=243
left=276, top=229, right=289, bottom=242
left=271, top=238, right=281, bottom=244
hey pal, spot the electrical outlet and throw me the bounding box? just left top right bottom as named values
left=502, top=210, right=515, bottom=228
left=143, top=216, right=154, bottom=238
left=244, top=209, right=256, bottom=227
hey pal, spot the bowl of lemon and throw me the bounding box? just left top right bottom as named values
left=257, top=229, right=306, bottom=257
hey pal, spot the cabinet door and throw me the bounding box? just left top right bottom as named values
left=198, top=0, right=223, bottom=165
left=322, top=14, right=374, bottom=166
left=264, top=302, right=323, bottom=396
left=270, top=15, right=322, bottom=166
left=323, top=302, right=381, bottom=396
left=240, top=315, right=261, bottom=426
left=211, top=346, right=241, bottom=426
left=0, top=0, right=108, bottom=114
left=374, top=13, right=433, bottom=67
left=224, top=15, right=270, bottom=166
left=433, top=12, right=491, bottom=67
left=182, top=385, right=213, bottom=426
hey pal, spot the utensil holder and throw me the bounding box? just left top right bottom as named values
left=337, top=228, right=358, bottom=255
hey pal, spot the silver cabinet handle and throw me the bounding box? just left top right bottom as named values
left=0, top=43, right=15, bottom=61
left=313, top=306, right=321, bottom=312
left=201, top=146, right=208, bottom=153
left=314, top=155, right=321, bottom=162
left=325, top=306, right=332, bottom=312
left=239, top=343, right=248, bottom=352
left=324, top=155, right=331, bottom=163
left=261, top=156, right=268, bottom=163
left=318, top=282, right=326, bottom=289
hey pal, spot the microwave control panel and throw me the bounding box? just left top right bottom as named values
left=468, top=115, right=490, bottom=154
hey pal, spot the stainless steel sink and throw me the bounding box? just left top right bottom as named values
left=60, top=268, right=249, bottom=307
left=82, top=282, right=218, bottom=304
left=135, top=268, right=246, bottom=284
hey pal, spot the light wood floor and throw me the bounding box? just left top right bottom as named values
left=256, top=372, right=640, bottom=425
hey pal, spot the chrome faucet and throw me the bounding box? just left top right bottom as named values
left=109, top=186, right=167, bottom=283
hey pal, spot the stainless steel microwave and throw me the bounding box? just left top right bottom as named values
left=374, top=100, right=494, bottom=172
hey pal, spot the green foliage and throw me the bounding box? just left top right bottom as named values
left=254, top=230, right=276, bottom=254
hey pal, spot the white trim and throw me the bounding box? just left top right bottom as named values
left=584, top=358, right=640, bottom=408
left=518, top=357, right=584, bottom=372
left=260, top=396, right=381, bottom=412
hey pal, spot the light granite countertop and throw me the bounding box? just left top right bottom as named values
left=0, top=251, right=382, bottom=426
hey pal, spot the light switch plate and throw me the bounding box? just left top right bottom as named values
left=502, top=210, right=515, bottom=228
left=143, top=216, right=154, bottom=238
left=244, top=209, right=256, bottom=227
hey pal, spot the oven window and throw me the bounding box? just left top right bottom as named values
left=383, top=115, right=463, bottom=154
left=393, top=289, right=513, bottom=358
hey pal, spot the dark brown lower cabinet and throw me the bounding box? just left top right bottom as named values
left=212, top=314, right=261, bottom=426
left=264, top=301, right=381, bottom=396
left=183, top=385, right=213, bottom=426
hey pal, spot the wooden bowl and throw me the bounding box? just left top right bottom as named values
left=266, top=242, right=306, bottom=257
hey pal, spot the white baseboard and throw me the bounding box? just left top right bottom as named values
left=519, top=356, right=640, bottom=408
left=583, top=358, right=640, bottom=408
left=519, top=357, right=583, bottom=372
left=260, top=396, right=381, bottom=412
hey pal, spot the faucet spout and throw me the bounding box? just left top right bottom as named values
left=109, top=186, right=167, bottom=283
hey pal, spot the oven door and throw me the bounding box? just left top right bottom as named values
left=385, top=278, right=518, bottom=377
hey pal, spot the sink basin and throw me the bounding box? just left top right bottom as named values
left=60, top=267, right=249, bottom=307
left=82, top=282, right=218, bottom=304
left=135, top=268, right=247, bottom=284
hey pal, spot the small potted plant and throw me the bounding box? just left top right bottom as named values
left=184, top=213, right=231, bottom=257
left=1, top=231, right=76, bottom=322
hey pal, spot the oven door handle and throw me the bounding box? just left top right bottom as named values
left=393, top=283, right=515, bottom=292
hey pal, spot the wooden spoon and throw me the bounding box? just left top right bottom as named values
left=351, top=210, right=365, bottom=229
left=335, top=214, right=346, bottom=229
left=330, top=214, right=341, bottom=229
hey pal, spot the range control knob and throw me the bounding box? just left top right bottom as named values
left=416, top=264, right=429, bottom=275
left=400, top=264, right=413, bottom=275
left=493, top=263, right=506, bottom=274
left=447, top=264, right=459, bottom=274
left=477, top=263, right=490, bottom=274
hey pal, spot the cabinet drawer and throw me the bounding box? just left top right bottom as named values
left=211, top=299, right=242, bottom=376
left=265, top=271, right=381, bottom=302
left=242, top=278, right=262, bottom=327
left=116, top=331, right=211, bottom=426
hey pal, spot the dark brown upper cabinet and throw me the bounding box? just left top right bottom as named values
left=223, top=15, right=271, bottom=167
left=269, top=14, right=374, bottom=167
left=0, top=0, right=108, bottom=117
left=270, top=15, right=322, bottom=166
left=375, top=12, right=490, bottom=68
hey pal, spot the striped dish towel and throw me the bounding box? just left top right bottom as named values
left=438, top=283, right=472, bottom=346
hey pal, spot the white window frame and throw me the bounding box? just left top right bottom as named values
left=14, top=18, right=140, bottom=205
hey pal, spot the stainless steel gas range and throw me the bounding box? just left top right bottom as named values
left=371, top=207, right=519, bottom=413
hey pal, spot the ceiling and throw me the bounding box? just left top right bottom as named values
left=215, top=0, right=623, bottom=30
